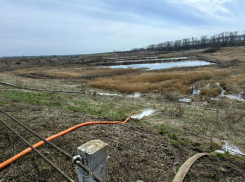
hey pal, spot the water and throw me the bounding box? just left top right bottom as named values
left=107, top=60, right=214, bottom=70
left=223, top=93, right=245, bottom=102
left=131, top=109, right=156, bottom=120
left=96, top=92, right=119, bottom=96
left=191, top=86, right=202, bottom=95
left=214, top=141, right=245, bottom=157
left=117, top=57, right=188, bottom=63
left=155, top=57, right=188, bottom=61
left=179, top=98, right=192, bottom=103
left=222, top=140, right=245, bottom=156
left=128, top=92, right=141, bottom=98
left=218, top=85, right=245, bottom=102
left=144, top=56, right=158, bottom=59
left=62, top=84, right=81, bottom=87
left=191, top=83, right=245, bottom=102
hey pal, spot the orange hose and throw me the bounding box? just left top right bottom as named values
left=0, top=117, right=131, bottom=171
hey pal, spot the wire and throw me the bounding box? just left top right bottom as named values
left=0, top=108, right=130, bottom=182
left=0, top=119, right=74, bottom=182
left=0, top=108, right=104, bottom=182
left=0, top=108, right=72, bottom=158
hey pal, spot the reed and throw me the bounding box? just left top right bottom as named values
left=90, top=68, right=229, bottom=93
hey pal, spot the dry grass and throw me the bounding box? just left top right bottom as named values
left=204, top=46, right=245, bottom=62
left=200, top=87, right=221, bottom=96
left=14, top=67, right=140, bottom=78
left=90, top=68, right=229, bottom=93
left=229, top=74, right=245, bottom=85
left=44, top=70, right=80, bottom=77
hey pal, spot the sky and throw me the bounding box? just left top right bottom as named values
left=0, top=0, right=245, bottom=57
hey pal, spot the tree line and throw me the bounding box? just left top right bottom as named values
left=130, top=30, right=245, bottom=52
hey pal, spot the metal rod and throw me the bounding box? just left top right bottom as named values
left=0, top=119, right=74, bottom=182
left=0, top=108, right=103, bottom=182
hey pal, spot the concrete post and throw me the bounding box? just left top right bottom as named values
left=76, top=140, right=108, bottom=182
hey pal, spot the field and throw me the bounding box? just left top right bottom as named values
left=0, top=46, right=245, bottom=181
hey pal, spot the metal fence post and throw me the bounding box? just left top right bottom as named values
left=76, top=140, right=108, bottom=182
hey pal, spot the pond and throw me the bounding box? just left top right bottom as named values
left=116, top=57, right=188, bottom=63
left=106, top=60, right=214, bottom=70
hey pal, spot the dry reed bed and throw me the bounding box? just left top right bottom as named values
left=90, top=68, right=230, bottom=94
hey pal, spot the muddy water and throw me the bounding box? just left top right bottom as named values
left=107, top=60, right=214, bottom=70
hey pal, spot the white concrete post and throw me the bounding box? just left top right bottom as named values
left=76, top=140, right=108, bottom=182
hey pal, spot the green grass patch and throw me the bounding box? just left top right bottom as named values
left=159, top=129, right=167, bottom=135
left=0, top=89, right=135, bottom=120
left=215, top=153, right=224, bottom=158
left=66, top=99, right=133, bottom=120
left=0, top=90, right=61, bottom=107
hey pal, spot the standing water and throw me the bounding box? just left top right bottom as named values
left=222, top=140, right=245, bottom=156
left=106, top=60, right=214, bottom=70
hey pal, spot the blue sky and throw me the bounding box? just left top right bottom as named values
left=0, top=0, right=245, bottom=56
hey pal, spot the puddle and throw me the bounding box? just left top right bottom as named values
left=179, top=98, right=192, bottom=103
left=128, top=92, right=141, bottom=98
left=223, top=93, right=245, bottom=102
left=191, top=83, right=245, bottom=102
left=107, top=60, right=214, bottom=70
left=117, top=59, right=142, bottom=63
left=191, top=86, right=202, bottom=95
left=62, top=85, right=81, bottom=87
left=158, top=57, right=188, bottom=60
left=214, top=141, right=245, bottom=157
left=96, top=92, right=119, bottom=96
left=144, top=56, right=158, bottom=59
left=131, top=109, right=156, bottom=120
left=218, top=86, right=245, bottom=102
left=222, top=140, right=245, bottom=156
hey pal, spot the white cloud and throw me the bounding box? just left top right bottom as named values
left=0, top=0, right=244, bottom=56
left=168, top=0, right=233, bottom=20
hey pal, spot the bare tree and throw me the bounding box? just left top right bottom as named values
left=200, top=35, right=208, bottom=48
left=140, top=30, right=245, bottom=52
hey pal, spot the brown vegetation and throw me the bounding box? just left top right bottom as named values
left=229, top=73, right=245, bottom=85
left=90, top=68, right=229, bottom=94
left=200, top=87, right=221, bottom=96
left=13, top=67, right=140, bottom=78
left=204, top=46, right=245, bottom=62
